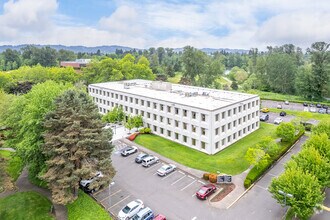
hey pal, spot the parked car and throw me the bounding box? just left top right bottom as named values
left=131, top=207, right=154, bottom=220
left=284, top=100, right=289, bottom=105
left=310, top=107, right=317, bottom=113
left=274, top=117, right=283, bottom=125
left=261, top=108, right=269, bottom=113
left=279, top=111, right=287, bottom=116
left=142, top=155, right=159, bottom=167
left=322, top=105, right=328, bottom=109
left=154, top=214, right=166, bottom=220
left=157, top=164, right=176, bottom=176
left=303, top=107, right=309, bottom=112
left=303, top=102, right=308, bottom=106
left=79, top=171, right=103, bottom=193
left=277, top=104, right=282, bottom=109
left=309, top=103, right=315, bottom=107
left=118, top=199, right=144, bottom=220
left=316, top=103, right=322, bottom=108
left=327, top=109, right=330, bottom=114
left=121, top=145, right=138, bottom=157
left=135, top=153, right=149, bottom=163
left=318, top=108, right=327, bottom=114
left=196, top=184, right=216, bottom=200
left=259, top=114, right=269, bottom=121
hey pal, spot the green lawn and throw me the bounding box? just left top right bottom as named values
left=67, top=190, right=111, bottom=220
left=167, top=72, right=182, bottom=84
left=134, top=122, right=277, bottom=175
left=0, top=191, right=54, bottom=220
left=0, top=150, right=23, bottom=180
left=269, top=108, right=330, bottom=123
left=248, top=89, right=330, bottom=104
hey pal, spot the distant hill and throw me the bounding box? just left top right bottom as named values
left=0, top=44, right=249, bottom=54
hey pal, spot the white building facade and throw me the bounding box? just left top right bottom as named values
left=88, top=80, right=260, bottom=155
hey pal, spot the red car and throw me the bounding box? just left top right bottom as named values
left=154, top=214, right=166, bottom=220
left=196, top=184, right=216, bottom=200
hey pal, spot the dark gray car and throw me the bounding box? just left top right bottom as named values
left=135, top=153, right=149, bottom=163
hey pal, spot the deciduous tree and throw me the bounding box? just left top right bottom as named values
left=276, top=122, right=295, bottom=142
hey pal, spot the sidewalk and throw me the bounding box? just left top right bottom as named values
left=0, top=168, right=68, bottom=220
left=121, top=137, right=248, bottom=209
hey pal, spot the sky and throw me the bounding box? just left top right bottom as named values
left=0, top=0, right=329, bottom=49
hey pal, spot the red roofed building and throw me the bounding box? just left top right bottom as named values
left=60, top=59, right=91, bottom=69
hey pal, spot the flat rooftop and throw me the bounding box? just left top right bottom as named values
left=89, top=80, right=258, bottom=111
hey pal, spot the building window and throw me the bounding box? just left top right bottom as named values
left=215, top=142, right=219, bottom=149
left=107, top=92, right=109, bottom=97
left=135, top=109, right=138, bottom=114
left=175, top=133, right=179, bottom=140
left=252, top=112, right=255, bottom=118
left=243, top=104, right=246, bottom=110
left=243, top=128, right=246, bottom=134
left=130, top=107, right=133, bottom=113
left=215, top=128, right=219, bottom=135
left=141, top=100, right=144, bottom=106
left=103, top=91, right=106, bottom=96
left=201, top=114, right=206, bottom=121
left=111, top=93, right=114, bottom=98
left=252, top=123, right=255, bottom=129
left=201, top=128, right=206, bottom=135
left=130, top=97, right=133, bottom=102
left=147, top=101, right=150, bottom=107
left=228, top=110, right=231, bottom=117
left=153, top=126, right=157, bottom=132
left=153, top=114, right=157, bottom=121
left=115, top=94, right=118, bottom=99
left=92, top=88, right=95, bottom=93
left=256, top=121, right=259, bottom=127
left=107, top=101, right=110, bottom=106
left=141, top=111, right=144, bottom=116
left=256, top=100, right=259, bottom=105
left=256, top=111, right=259, bottom=116
left=233, top=108, right=236, bottom=115
left=167, top=118, right=171, bottom=125
left=233, top=133, right=236, bottom=140
left=167, top=130, right=171, bottom=137
left=238, top=106, right=242, bottom=112
left=160, top=128, right=164, bottom=134
left=175, top=108, right=179, bottom=115
left=103, top=100, right=106, bottom=104
left=160, top=104, right=164, bottom=111
left=252, top=101, right=255, bottom=107
left=248, top=102, right=251, bottom=108
left=248, top=114, right=251, bottom=120
left=183, top=135, right=187, bottom=143
left=227, top=135, right=231, bottom=143
left=192, top=138, right=196, bottom=146
left=175, top=120, right=179, bottom=127
left=183, top=109, right=187, bottom=117
left=233, top=120, right=236, bottom=127
left=222, top=112, right=225, bottom=119
left=238, top=130, right=241, bottom=136
left=147, top=112, right=150, bottom=118
left=124, top=96, right=128, bottom=101
left=192, top=125, right=196, bottom=133
left=215, top=114, right=219, bottom=121
left=227, top=123, right=231, bottom=130
left=183, top=122, right=187, bottom=130
left=153, top=103, right=157, bottom=109
left=243, top=116, right=246, bottom=122
left=238, top=118, right=242, bottom=124
left=248, top=125, right=251, bottom=131
left=222, top=139, right=225, bottom=146
left=160, top=116, right=164, bottom=123
left=201, top=142, right=206, bottom=149
left=222, top=125, right=225, bottom=133
left=135, top=98, right=138, bottom=104
left=192, top=111, right=196, bottom=119
left=167, top=106, right=171, bottom=113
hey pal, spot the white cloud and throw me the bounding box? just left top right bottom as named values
left=0, top=0, right=329, bottom=49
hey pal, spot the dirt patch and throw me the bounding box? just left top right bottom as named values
left=210, top=183, right=235, bottom=202
left=0, top=157, right=16, bottom=193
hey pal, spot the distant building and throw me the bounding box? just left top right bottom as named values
left=88, top=80, right=260, bottom=155
left=60, top=59, right=91, bottom=69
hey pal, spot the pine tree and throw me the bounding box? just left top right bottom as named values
left=42, top=90, right=115, bottom=205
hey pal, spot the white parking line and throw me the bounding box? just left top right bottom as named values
left=100, top=189, right=122, bottom=203
left=178, top=171, right=185, bottom=175
left=198, top=180, right=206, bottom=185
left=180, top=180, right=196, bottom=191
left=145, top=164, right=161, bottom=172
left=255, top=184, right=268, bottom=191
left=192, top=193, right=196, bottom=197
left=268, top=173, right=276, bottom=177
left=162, top=171, right=177, bottom=180
left=108, top=195, right=130, bottom=209
left=187, top=175, right=195, bottom=180
left=171, top=175, right=186, bottom=185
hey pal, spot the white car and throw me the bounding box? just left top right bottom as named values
left=285, top=100, right=289, bottom=105
left=310, top=107, right=316, bottom=113
left=118, top=199, right=144, bottom=220
left=274, top=117, right=283, bottom=125
left=157, top=164, right=176, bottom=176
left=303, top=107, right=309, bottom=112
left=121, top=145, right=138, bottom=157
left=79, top=171, right=103, bottom=193
left=277, top=104, right=282, bottom=109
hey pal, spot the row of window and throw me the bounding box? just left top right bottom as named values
left=147, top=121, right=259, bottom=150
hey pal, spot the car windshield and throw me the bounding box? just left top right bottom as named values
left=131, top=214, right=142, bottom=220
left=122, top=205, right=131, bottom=214
left=198, top=188, right=207, bottom=194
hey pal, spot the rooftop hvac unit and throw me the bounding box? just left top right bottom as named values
left=151, top=81, right=172, bottom=91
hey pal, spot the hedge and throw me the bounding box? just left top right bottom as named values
left=244, top=130, right=305, bottom=188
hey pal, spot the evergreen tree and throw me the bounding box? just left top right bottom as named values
left=42, top=90, right=115, bottom=205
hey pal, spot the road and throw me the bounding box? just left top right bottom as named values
left=92, top=134, right=330, bottom=220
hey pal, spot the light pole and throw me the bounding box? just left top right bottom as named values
left=278, top=190, right=293, bottom=207
left=109, top=181, right=115, bottom=207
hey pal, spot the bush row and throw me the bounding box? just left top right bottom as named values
left=244, top=130, right=305, bottom=188
left=139, top=127, right=152, bottom=134
left=203, top=173, right=217, bottom=183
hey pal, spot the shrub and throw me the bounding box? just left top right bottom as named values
left=209, top=173, right=217, bottom=183
left=203, top=173, right=210, bottom=180
left=139, top=127, right=152, bottom=134
left=244, top=130, right=305, bottom=188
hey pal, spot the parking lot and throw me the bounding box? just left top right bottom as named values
left=260, top=111, right=295, bottom=125
left=92, top=141, right=221, bottom=219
